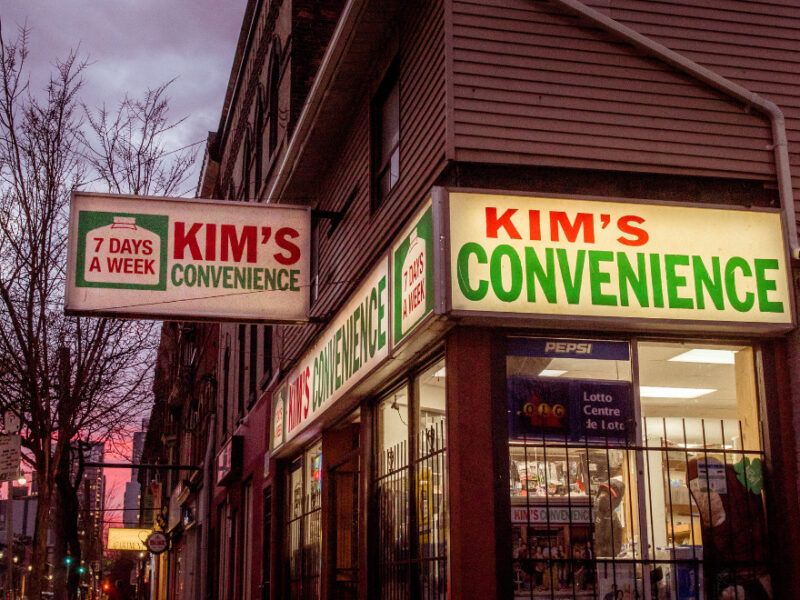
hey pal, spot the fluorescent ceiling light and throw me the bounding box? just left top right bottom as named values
left=639, top=386, right=715, bottom=399
left=539, top=369, right=567, bottom=377
left=668, top=349, right=737, bottom=364
left=434, top=368, right=446, bottom=378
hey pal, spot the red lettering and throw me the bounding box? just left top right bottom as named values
left=303, top=366, right=311, bottom=418
left=221, top=225, right=257, bottom=263
left=274, top=228, right=301, bottom=265
left=616, top=215, right=649, bottom=247
left=205, top=223, right=217, bottom=261
left=529, top=210, right=541, bottom=241
left=550, top=212, right=595, bottom=243
left=174, top=222, right=203, bottom=260
left=142, top=239, right=152, bottom=255
left=485, top=207, right=521, bottom=239
left=93, top=238, right=103, bottom=252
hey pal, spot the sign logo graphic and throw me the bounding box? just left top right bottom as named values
left=76, top=211, right=168, bottom=291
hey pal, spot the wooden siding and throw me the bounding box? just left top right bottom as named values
left=277, top=0, right=447, bottom=367
left=582, top=0, right=800, bottom=224
left=450, top=0, right=778, bottom=183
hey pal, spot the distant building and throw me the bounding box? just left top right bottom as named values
left=76, top=441, right=105, bottom=566
left=123, top=425, right=148, bottom=528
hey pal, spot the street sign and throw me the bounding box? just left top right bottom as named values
left=3, top=411, right=20, bottom=434
left=146, top=531, right=168, bottom=554
left=0, top=435, right=21, bottom=481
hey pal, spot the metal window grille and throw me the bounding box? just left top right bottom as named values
left=375, top=421, right=448, bottom=600
left=510, top=419, right=769, bottom=600
left=286, top=481, right=322, bottom=599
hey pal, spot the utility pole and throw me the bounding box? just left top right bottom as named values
left=7, top=478, right=13, bottom=600
left=3, top=411, right=21, bottom=600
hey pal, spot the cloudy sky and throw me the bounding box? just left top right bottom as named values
left=3, top=0, right=246, bottom=196
left=2, top=0, right=245, bottom=520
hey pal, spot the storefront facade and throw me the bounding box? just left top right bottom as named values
left=197, top=0, right=800, bottom=598
left=267, top=188, right=795, bottom=599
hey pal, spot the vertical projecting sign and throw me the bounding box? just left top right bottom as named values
left=393, top=201, right=435, bottom=345
left=66, top=192, right=310, bottom=322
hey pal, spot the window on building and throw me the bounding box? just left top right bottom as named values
left=371, top=60, right=400, bottom=210
left=262, top=325, right=273, bottom=384
left=237, top=324, right=246, bottom=420
left=255, top=87, right=265, bottom=190
left=506, top=337, right=768, bottom=600
left=374, top=358, right=448, bottom=600
left=249, top=324, right=258, bottom=408
left=242, top=132, right=252, bottom=201
left=285, top=441, right=323, bottom=599
left=268, top=47, right=280, bottom=157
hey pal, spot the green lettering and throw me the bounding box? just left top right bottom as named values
left=171, top=264, right=184, bottom=286
left=264, top=268, right=276, bottom=290
left=352, top=307, right=361, bottom=373
left=378, top=277, right=387, bottom=349
left=692, top=256, right=724, bottom=310
left=277, top=269, right=289, bottom=290
left=184, top=264, right=197, bottom=287
left=234, top=267, right=246, bottom=288
left=617, top=253, right=648, bottom=308
left=524, top=247, right=557, bottom=303
left=490, top=245, right=522, bottom=302
left=754, top=258, right=783, bottom=313
left=369, top=290, right=377, bottom=357
left=665, top=254, right=693, bottom=309
left=725, top=257, right=754, bottom=312
left=197, top=265, right=210, bottom=287
left=222, top=266, right=233, bottom=288
left=588, top=250, right=617, bottom=306
left=456, top=243, right=488, bottom=301
left=649, top=254, right=664, bottom=308
left=335, top=328, right=342, bottom=389
left=557, top=249, right=585, bottom=305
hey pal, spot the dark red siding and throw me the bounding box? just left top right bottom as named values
left=277, top=0, right=447, bottom=365
left=450, top=0, right=777, bottom=182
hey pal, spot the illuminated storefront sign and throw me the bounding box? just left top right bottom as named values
left=107, top=528, right=151, bottom=551
left=272, top=260, right=389, bottom=450
left=66, top=191, right=310, bottom=322
left=447, top=192, right=792, bottom=328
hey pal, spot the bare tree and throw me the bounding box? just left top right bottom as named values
left=0, top=23, right=196, bottom=599
left=82, top=79, right=197, bottom=197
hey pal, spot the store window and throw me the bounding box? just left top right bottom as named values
left=507, top=337, right=770, bottom=600
left=374, top=359, right=448, bottom=600
left=285, top=441, right=323, bottom=600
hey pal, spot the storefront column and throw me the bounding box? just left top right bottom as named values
left=763, top=335, right=800, bottom=598
left=445, top=327, right=512, bottom=600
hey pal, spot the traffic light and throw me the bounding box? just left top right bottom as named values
left=64, top=556, right=73, bottom=566
left=77, top=565, right=86, bottom=575
left=102, top=582, right=110, bottom=591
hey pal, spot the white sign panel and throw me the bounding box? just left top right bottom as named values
left=0, top=435, right=21, bottom=482
left=66, top=192, right=310, bottom=322
left=449, top=192, right=792, bottom=328
left=272, top=260, right=389, bottom=449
